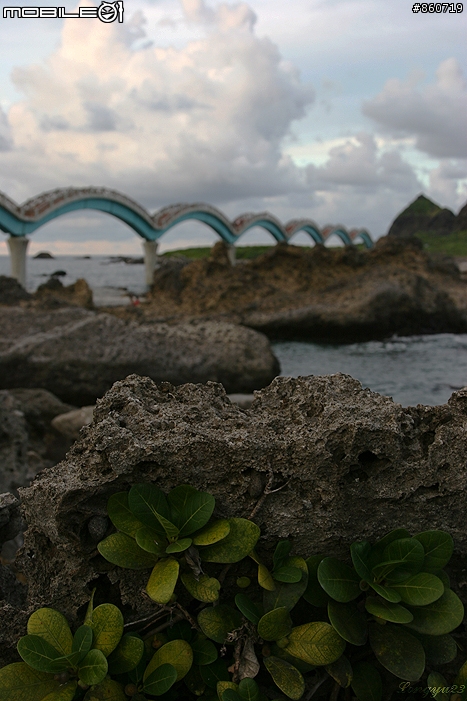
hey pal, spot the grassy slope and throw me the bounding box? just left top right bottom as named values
left=415, top=230, right=467, bottom=256
left=162, top=245, right=280, bottom=260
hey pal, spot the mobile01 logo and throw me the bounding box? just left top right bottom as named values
left=3, top=1, right=124, bottom=22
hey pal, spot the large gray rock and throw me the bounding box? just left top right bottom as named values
left=0, top=389, right=75, bottom=493
left=0, top=391, right=29, bottom=494
left=1, top=373, right=466, bottom=665
left=0, top=307, right=279, bottom=405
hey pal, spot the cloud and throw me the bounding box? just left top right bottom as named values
left=0, top=106, right=13, bottom=151
left=306, top=133, right=421, bottom=194
left=0, top=0, right=313, bottom=206
left=427, top=159, right=467, bottom=209
left=362, top=58, right=467, bottom=159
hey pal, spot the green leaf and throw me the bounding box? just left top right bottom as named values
left=144, top=639, right=193, bottom=681
left=182, top=573, right=221, bottom=603
left=350, top=541, right=373, bottom=581
left=128, top=483, right=172, bottom=537
left=217, top=681, right=239, bottom=700
left=368, top=581, right=401, bottom=603
left=42, top=681, right=77, bottom=701
left=72, top=625, right=93, bottom=664
left=238, top=678, right=260, bottom=701
left=273, top=541, right=292, bottom=571
left=193, top=519, right=231, bottom=546
left=135, top=526, right=166, bottom=554
left=327, top=601, right=367, bottom=646
left=166, top=537, right=193, bottom=554
left=107, top=492, right=144, bottom=538
left=258, top=564, right=275, bottom=591
left=191, top=638, right=218, bottom=666
left=368, top=623, right=425, bottom=682
left=27, top=608, right=73, bottom=657
left=368, top=529, right=411, bottom=567
left=184, top=666, right=206, bottom=696
left=269, top=643, right=315, bottom=674
left=165, top=620, right=194, bottom=642
left=317, top=558, right=361, bottom=603
left=198, top=605, right=242, bottom=644
left=77, top=648, right=108, bottom=686
left=257, top=607, right=292, bottom=642
left=222, top=690, right=242, bottom=701
left=17, top=636, right=69, bottom=674
left=351, top=662, right=382, bottom=701
left=426, top=672, right=449, bottom=701
left=235, top=594, right=262, bottom=625
left=143, top=662, right=178, bottom=696
left=167, top=485, right=215, bottom=537
left=0, top=662, right=59, bottom=701
left=325, top=654, right=352, bottom=688
left=391, top=573, right=444, bottom=606
left=200, top=518, right=260, bottom=563
left=273, top=567, right=303, bottom=584
left=90, top=603, right=124, bottom=657
left=436, top=569, right=450, bottom=590
left=199, top=659, right=230, bottom=688
left=382, top=538, right=425, bottom=582
left=364, top=597, right=413, bottom=624
left=285, top=622, right=345, bottom=666
left=97, top=532, right=159, bottom=570
left=263, top=656, right=305, bottom=701
left=414, top=531, right=454, bottom=573
left=413, top=632, right=457, bottom=665
left=263, top=557, right=308, bottom=613
left=83, top=678, right=127, bottom=701
left=303, top=556, right=329, bottom=607
left=146, top=557, right=180, bottom=604
left=405, top=588, right=464, bottom=635
left=107, top=633, right=145, bottom=674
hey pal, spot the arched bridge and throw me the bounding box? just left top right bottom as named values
left=0, top=187, right=373, bottom=287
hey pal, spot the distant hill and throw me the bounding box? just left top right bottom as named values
left=388, top=194, right=467, bottom=255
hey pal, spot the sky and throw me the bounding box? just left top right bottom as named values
left=0, top=0, right=466, bottom=255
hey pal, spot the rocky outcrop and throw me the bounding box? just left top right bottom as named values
left=1, top=373, right=466, bottom=665
left=32, top=277, right=94, bottom=310
left=0, top=276, right=31, bottom=305
left=51, top=405, right=94, bottom=440
left=388, top=194, right=467, bottom=238
left=144, top=237, right=467, bottom=341
left=0, top=307, right=279, bottom=404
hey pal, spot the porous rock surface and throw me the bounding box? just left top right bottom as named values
left=1, top=373, right=466, bottom=664
left=0, top=307, right=279, bottom=404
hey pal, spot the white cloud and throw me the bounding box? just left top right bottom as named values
left=362, top=58, right=467, bottom=159
left=0, top=0, right=313, bottom=206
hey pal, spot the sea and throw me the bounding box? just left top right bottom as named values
left=1, top=254, right=466, bottom=408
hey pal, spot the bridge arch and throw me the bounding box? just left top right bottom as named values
left=0, top=187, right=373, bottom=287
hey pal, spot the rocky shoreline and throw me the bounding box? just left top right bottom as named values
left=109, top=236, right=467, bottom=343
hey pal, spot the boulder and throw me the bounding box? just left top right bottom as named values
left=0, top=276, right=31, bottom=305
left=0, top=391, right=29, bottom=494
left=0, top=307, right=279, bottom=405
left=1, top=373, right=467, bottom=664
left=32, top=277, right=94, bottom=309
left=51, top=405, right=94, bottom=440
left=0, top=389, right=75, bottom=494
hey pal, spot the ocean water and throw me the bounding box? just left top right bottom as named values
left=1, top=255, right=466, bottom=407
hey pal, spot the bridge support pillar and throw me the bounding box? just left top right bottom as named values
left=7, top=236, right=29, bottom=289
left=143, top=240, right=159, bottom=287
left=226, top=244, right=236, bottom=266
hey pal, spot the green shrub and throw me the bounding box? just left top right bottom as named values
left=0, top=483, right=465, bottom=701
